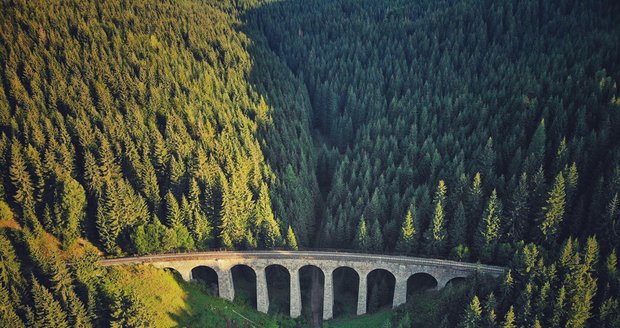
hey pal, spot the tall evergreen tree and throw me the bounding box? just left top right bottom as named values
left=31, top=277, right=69, bottom=328
left=541, top=173, right=566, bottom=244
left=462, top=295, right=483, bottom=328
left=355, top=215, right=370, bottom=251
left=425, top=180, right=448, bottom=255
left=395, top=208, right=417, bottom=254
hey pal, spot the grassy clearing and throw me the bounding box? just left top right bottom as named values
left=112, top=265, right=295, bottom=327
left=324, top=310, right=392, bottom=328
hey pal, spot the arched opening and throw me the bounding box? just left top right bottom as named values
left=163, top=267, right=183, bottom=281
left=333, top=266, right=359, bottom=318
left=366, top=269, right=395, bottom=313
left=231, top=265, right=257, bottom=309
left=190, top=266, right=219, bottom=296
left=266, top=264, right=290, bottom=315
left=406, top=272, right=438, bottom=302
left=445, top=277, right=466, bottom=289
left=299, top=265, right=324, bottom=323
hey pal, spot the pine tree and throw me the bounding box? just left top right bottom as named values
left=96, top=183, right=121, bottom=255
left=449, top=201, right=467, bottom=248
left=425, top=180, right=448, bottom=255
left=369, top=217, right=383, bottom=252
left=483, top=293, right=497, bottom=328
left=54, top=177, right=86, bottom=248
left=476, top=189, right=503, bottom=262
left=524, top=119, right=546, bottom=175
left=541, top=173, right=566, bottom=244
left=67, top=290, right=92, bottom=328
left=0, top=284, right=25, bottom=328
left=164, top=191, right=181, bottom=228
left=462, top=295, right=483, bottom=328
left=9, top=140, right=35, bottom=221
left=502, top=306, right=516, bottom=328
left=467, top=173, right=483, bottom=241
left=256, top=183, right=282, bottom=248
left=508, top=173, right=529, bottom=242
left=31, top=277, right=69, bottom=328
left=286, top=225, right=298, bottom=250
left=395, top=208, right=417, bottom=254
left=355, top=215, right=370, bottom=251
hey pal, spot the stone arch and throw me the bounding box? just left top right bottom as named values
left=406, top=272, right=438, bottom=302
left=265, top=264, right=290, bottom=315
left=444, top=276, right=466, bottom=289
left=333, top=266, right=360, bottom=318
left=191, top=266, right=219, bottom=295
left=299, top=265, right=324, bottom=320
left=231, top=264, right=257, bottom=309
left=366, top=269, right=396, bottom=313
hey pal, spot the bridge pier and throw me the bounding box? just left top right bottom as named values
left=218, top=268, right=235, bottom=302
left=357, top=271, right=367, bottom=316
left=392, top=276, right=407, bottom=308
left=255, top=266, right=269, bottom=314
left=290, top=267, right=301, bottom=318
left=323, top=268, right=334, bottom=320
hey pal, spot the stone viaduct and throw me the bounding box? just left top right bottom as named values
left=100, top=250, right=504, bottom=320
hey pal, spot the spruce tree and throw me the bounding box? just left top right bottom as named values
left=462, top=295, right=483, bottom=328
left=31, top=277, right=69, bottom=328
left=395, top=208, right=417, bottom=254
left=164, top=191, right=181, bottom=228
left=541, top=173, right=566, bottom=244
left=502, top=306, right=516, bottom=328
left=355, top=215, right=370, bottom=251
left=286, top=225, right=298, bottom=250
left=476, top=189, right=503, bottom=262
left=369, top=217, right=383, bottom=252
left=256, top=183, right=282, bottom=248
left=425, top=180, right=448, bottom=255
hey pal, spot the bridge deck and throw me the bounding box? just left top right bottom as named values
left=99, top=250, right=505, bottom=275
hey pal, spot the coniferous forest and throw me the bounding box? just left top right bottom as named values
left=1, top=0, right=619, bottom=327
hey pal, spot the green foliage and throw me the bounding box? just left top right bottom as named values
left=396, top=208, right=417, bottom=254
left=31, top=277, right=69, bottom=328
left=424, top=180, right=448, bottom=255
left=461, top=296, right=482, bottom=328
left=541, top=173, right=566, bottom=244
left=355, top=216, right=370, bottom=251
left=285, top=225, right=298, bottom=250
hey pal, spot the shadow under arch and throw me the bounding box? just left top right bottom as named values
left=265, top=264, right=290, bottom=315
left=333, top=266, right=359, bottom=319
left=163, top=267, right=183, bottom=281
left=299, top=265, right=325, bottom=322
left=231, top=264, right=257, bottom=309
left=444, top=276, right=466, bottom=289
left=406, top=272, right=438, bottom=302
left=191, top=266, right=219, bottom=296
left=366, top=269, right=395, bottom=313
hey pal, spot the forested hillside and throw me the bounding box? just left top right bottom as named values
left=1, top=0, right=619, bottom=327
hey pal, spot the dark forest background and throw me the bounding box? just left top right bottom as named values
left=0, top=0, right=619, bottom=327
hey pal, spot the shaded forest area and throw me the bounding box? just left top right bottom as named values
left=1, top=0, right=620, bottom=327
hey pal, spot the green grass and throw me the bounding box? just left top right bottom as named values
left=113, top=265, right=296, bottom=327
left=324, top=310, right=392, bottom=328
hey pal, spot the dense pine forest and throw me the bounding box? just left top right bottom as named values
left=0, top=0, right=619, bottom=327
